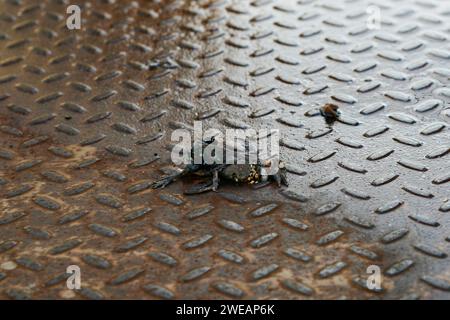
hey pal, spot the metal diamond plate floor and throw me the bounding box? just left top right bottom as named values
left=0, top=0, right=449, bottom=300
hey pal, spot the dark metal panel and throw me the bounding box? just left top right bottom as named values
left=0, top=0, right=449, bottom=299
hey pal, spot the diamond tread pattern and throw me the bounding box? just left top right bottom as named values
left=0, top=0, right=449, bottom=299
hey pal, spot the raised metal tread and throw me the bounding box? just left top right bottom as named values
left=0, top=0, right=449, bottom=299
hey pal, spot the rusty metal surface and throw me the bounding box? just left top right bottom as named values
left=0, top=0, right=449, bottom=300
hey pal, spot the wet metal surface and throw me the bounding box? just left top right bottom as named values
left=0, top=0, right=449, bottom=299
